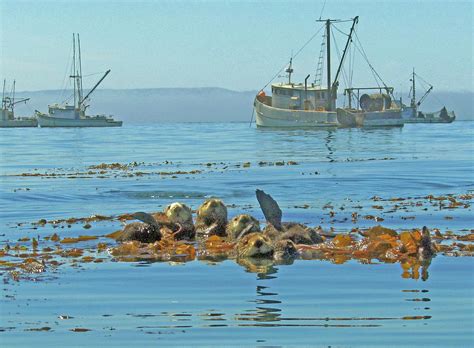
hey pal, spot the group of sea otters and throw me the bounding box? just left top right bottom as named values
left=114, top=190, right=436, bottom=265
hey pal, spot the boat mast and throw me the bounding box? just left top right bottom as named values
left=2, top=79, right=5, bottom=109
left=410, top=68, right=416, bottom=108
left=326, top=19, right=331, bottom=111
left=316, top=17, right=358, bottom=111
left=332, top=16, right=358, bottom=97
left=11, top=80, right=15, bottom=114
left=72, top=34, right=76, bottom=108
left=77, top=34, right=83, bottom=110
left=286, top=58, right=293, bottom=84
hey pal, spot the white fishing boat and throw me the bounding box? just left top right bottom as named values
left=400, top=69, right=455, bottom=124
left=0, top=80, right=37, bottom=128
left=254, top=17, right=359, bottom=128
left=36, top=34, right=122, bottom=128
left=336, top=87, right=403, bottom=127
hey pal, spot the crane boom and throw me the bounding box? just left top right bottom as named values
left=80, top=69, right=111, bottom=106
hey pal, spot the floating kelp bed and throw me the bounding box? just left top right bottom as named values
left=1, top=190, right=473, bottom=283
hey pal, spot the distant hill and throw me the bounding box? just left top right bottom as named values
left=13, top=88, right=473, bottom=122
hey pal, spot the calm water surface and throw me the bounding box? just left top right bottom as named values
left=1, top=122, right=473, bottom=347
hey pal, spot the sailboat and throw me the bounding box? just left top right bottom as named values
left=253, top=17, right=359, bottom=128
left=400, top=69, right=455, bottom=124
left=0, top=80, right=37, bottom=128
left=36, top=34, right=122, bottom=127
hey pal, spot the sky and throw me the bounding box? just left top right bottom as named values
left=1, top=0, right=473, bottom=95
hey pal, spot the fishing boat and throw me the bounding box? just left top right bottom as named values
left=36, top=34, right=122, bottom=128
left=0, top=80, right=37, bottom=128
left=254, top=17, right=359, bottom=128
left=336, top=87, right=403, bottom=127
left=400, top=69, right=455, bottom=124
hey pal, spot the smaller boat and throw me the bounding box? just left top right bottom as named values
left=337, top=87, right=403, bottom=127
left=401, top=69, right=455, bottom=124
left=36, top=34, right=122, bottom=128
left=0, top=80, right=38, bottom=128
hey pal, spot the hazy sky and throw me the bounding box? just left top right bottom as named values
left=1, top=0, right=473, bottom=94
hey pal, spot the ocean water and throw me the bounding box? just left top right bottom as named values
left=0, top=122, right=473, bottom=347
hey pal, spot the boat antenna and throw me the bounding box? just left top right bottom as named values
left=318, top=0, right=327, bottom=20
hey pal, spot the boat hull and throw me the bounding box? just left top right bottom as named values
left=337, top=108, right=403, bottom=127
left=0, top=118, right=38, bottom=128
left=254, top=97, right=338, bottom=128
left=402, top=108, right=455, bottom=124
left=37, top=114, right=122, bottom=127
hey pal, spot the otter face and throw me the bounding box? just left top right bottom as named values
left=237, top=232, right=274, bottom=258
left=164, top=202, right=193, bottom=226
left=273, top=239, right=298, bottom=260
left=226, top=214, right=260, bottom=240
left=196, top=199, right=228, bottom=226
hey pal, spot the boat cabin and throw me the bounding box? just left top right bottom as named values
left=48, top=104, right=81, bottom=119
left=270, top=83, right=334, bottom=111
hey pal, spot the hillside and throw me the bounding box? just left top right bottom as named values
left=12, top=88, right=473, bottom=122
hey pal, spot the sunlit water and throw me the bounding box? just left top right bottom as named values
left=1, top=122, right=473, bottom=347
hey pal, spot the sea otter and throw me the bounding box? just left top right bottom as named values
left=226, top=214, right=260, bottom=241
left=117, top=212, right=163, bottom=243
left=195, top=198, right=228, bottom=236
left=164, top=202, right=195, bottom=240
left=256, top=189, right=324, bottom=245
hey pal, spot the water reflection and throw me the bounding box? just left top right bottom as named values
left=232, top=257, right=433, bottom=329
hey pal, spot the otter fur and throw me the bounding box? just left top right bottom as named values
left=164, top=202, right=195, bottom=240
left=195, top=198, right=228, bottom=236
left=118, top=212, right=162, bottom=243
left=226, top=214, right=260, bottom=241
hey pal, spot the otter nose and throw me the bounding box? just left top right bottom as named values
left=254, top=239, right=263, bottom=248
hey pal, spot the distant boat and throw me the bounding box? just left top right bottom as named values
left=36, top=34, right=122, bottom=128
left=336, top=87, right=403, bottom=127
left=0, top=80, right=37, bottom=128
left=254, top=17, right=359, bottom=128
left=400, top=69, right=455, bottom=124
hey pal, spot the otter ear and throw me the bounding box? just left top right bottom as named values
left=236, top=224, right=254, bottom=241
left=132, top=212, right=160, bottom=229
left=256, top=189, right=282, bottom=230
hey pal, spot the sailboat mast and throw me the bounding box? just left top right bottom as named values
left=77, top=34, right=83, bottom=109
left=72, top=33, right=76, bottom=109
left=326, top=19, right=331, bottom=111
left=12, top=80, right=15, bottom=114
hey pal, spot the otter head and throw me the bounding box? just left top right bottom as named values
left=237, top=232, right=274, bottom=258
left=226, top=214, right=260, bottom=240
left=273, top=238, right=298, bottom=260
left=196, top=198, right=228, bottom=235
left=164, top=202, right=193, bottom=226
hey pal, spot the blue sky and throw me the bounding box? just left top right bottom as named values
left=1, top=0, right=472, bottom=94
